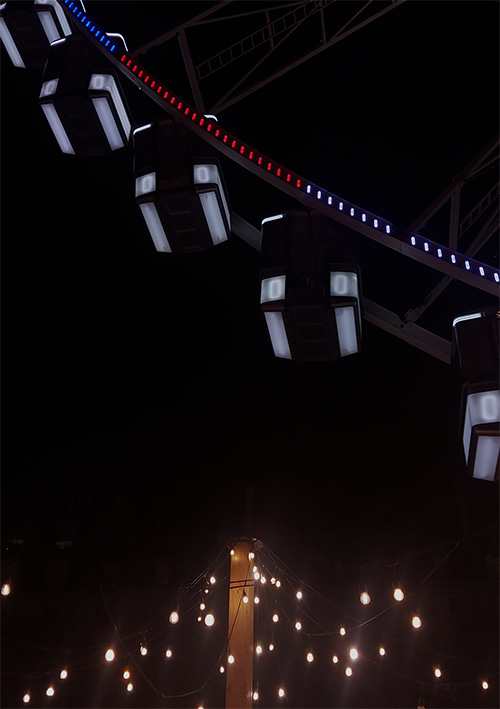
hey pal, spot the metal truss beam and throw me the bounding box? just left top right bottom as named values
left=230, top=213, right=452, bottom=363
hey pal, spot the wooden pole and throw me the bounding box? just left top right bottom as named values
left=225, top=538, right=257, bottom=708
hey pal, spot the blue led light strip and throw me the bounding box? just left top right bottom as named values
left=62, top=0, right=499, bottom=291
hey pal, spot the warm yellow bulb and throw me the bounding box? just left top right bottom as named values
left=271, top=577, right=276, bottom=584
left=295, top=620, right=302, bottom=630
left=255, top=644, right=263, bottom=655
left=204, top=613, right=215, bottom=627
left=345, top=667, right=353, bottom=677
left=379, top=646, right=386, bottom=656
left=296, top=590, right=303, bottom=600
left=412, top=615, right=422, bottom=629
left=260, top=575, right=266, bottom=584
left=165, top=649, right=172, bottom=658
left=332, top=654, right=339, bottom=664
left=230, top=549, right=235, bottom=556
left=169, top=611, right=179, bottom=624
left=228, top=654, right=235, bottom=664
left=1, top=583, right=11, bottom=596
left=46, top=686, right=55, bottom=697
left=126, top=683, right=133, bottom=692
left=434, top=667, right=442, bottom=678
left=269, top=643, right=275, bottom=651
left=253, top=691, right=259, bottom=700
left=275, top=580, right=281, bottom=588
left=339, top=626, right=346, bottom=636
left=123, top=670, right=130, bottom=680
left=393, top=587, right=404, bottom=602
left=209, top=575, right=216, bottom=585
left=360, top=591, right=371, bottom=605
left=22, top=693, right=30, bottom=704
left=272, top=613, right=279, bottom=623
left=254, top=571, right=260, bottom=580
left=105, top=648, right=115, bottom=662
left=306, top=652, right=314, bottom=663
left=349, top=648, right=358, bottom=661
left=59, top=669, right=68, bottom=680
left=219, top=665, right=225, bottom=674
left=278, top=687, right=285, bottom=698
left=140, top=644, right=148, bottom=656
left=243, top=594, right=249, bottom=604
left=482, top=680, right=489, bottom=690
left=248, top=552, right=255, bottom=560
left=254, top=596, right=260, bottom=604
left=200, top=602, right=206, bottom=610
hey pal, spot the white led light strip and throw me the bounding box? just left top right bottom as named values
left=61, top=0, right=499, bottom=291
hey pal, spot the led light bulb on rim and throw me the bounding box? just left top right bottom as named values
left=105, top=648, right=115, bottom=662
left=360, top=590, right=371, bottom=605
left=393, top=586, right=404, bottom=602
left=434, top=667, right=442, bottom=678
left=306, top=651, right=314, bottom=663
left=165, top=648, right=172, bottom=658
left=412, top=614, right=422, bottom=629
left=169, top=610, right=179, bottom=624
left=23, top=693, right=30, bottom=704
left=204, top=613, right=215, bottom=627
left=349, top=648, right=358, bottom=661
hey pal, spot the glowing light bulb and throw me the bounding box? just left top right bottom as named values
left=105, top=648, right=115, bottom=662
left=126, top=683, right=133, bottom=692
left=253, top=691, right=259, bottom=700
left=255, top=644, right=263, bottom=655
left=204, top=587, right=209, bottom=594
left=23, top=693, right=30, bottom=704
left=140, top=643, right=148, bottom=656
left=379, top=646, right=386, bottom=656
left=332, top=654, right=339, bottom=663
left=254, top=595, right=260, bottom=604
left=306, top=652, right=314, bottom=663
left=204, top=613, right=215, bottom=627
left=412, top=614, right=422, bottom=629
left=360, top=590, right=371, bottom=605
left=260, top=575, right=266, bottom=584
left=482, top=680, right=489, bottom=690
left=393, top=587, right=404, bottom=602
left=345, top=667, right=353, bottom=677
left=197, top=615, right=202, bottom=622
left=295, top=620, right=302, bottom=630
left=254, top=571, right=260, bottom=580
left=271, top=577, right=276, bottom=584
left=252, top=565, right=258, bottom=573
left=46, top=686, right=55, bottom=697
left=200, top=602, right=206, bottom=610
left=339, top=626, right=346, bottom=636
left=296, top=590, right=303, bottom=600
left=228, top=654, right=235, bottom=664
left=278, top=687, right=285, bottom=698
left=243, top=593, right=249, bottom=603
left=230, top=549, right=235, bottom=556
left=248, top=552, right=255, bottom=560
left=275, top=580, right=281, bottom=588
left=434, top=667, right=441, bottom=678
left=169, top=611, right=179, bottom=624
left=272, top=613, right=279, bottom=623
left=219, top=665, right=225, bottom=673
left=59, top=669, right=68, bottom=679
left=1, top=583, right=11, bottom=596
left=165, top=648, right=172, bottom=658
left=349, top=648, right=358, bottom=661
left=123, top=670, right=130, bottom=680
left=209, top=575, right=216, bottom=585
left=269, top=643, right=275, bottom=651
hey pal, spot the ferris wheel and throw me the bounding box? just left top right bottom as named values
left=1, top=0, right=498, bottom=482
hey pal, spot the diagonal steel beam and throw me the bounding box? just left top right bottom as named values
left=213, top=0, right=407, bottom=113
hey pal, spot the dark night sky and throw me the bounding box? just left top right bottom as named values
left=2, top=0, right=499, bottom=580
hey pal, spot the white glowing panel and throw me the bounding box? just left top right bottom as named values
left=334, top=306, right=358, bottom=357
left=89, top=74, right=131, bottom=140
left=463, top=390, right=500, bottom=478
left=193, top=164, right=230, bottom=227
left=35, top=0, right=72, bottom=37
left=139, top=203, right=172, bottom=252
left=0, top=17, right=25, bottom=67
left=198, top=190, right=228, bottom=245
left=91, top=97, right=124, bottom=150
left=452, top=312, right=483, bottom=328
left=264, top=311, right=291, bottom=359
left=472, top=436, right=500, bottom=481
left=39, top=78, right=59, bottom=98
left=135, top=172, right=156, bottom=197
left=261, top=276, right=286, bottom=303
left=41, top=102, right=75, bottom=154
left=133, top=123, right=153, bottom=136
left=261, top=214, right=285, bottom=226
left=37, top=11, right=60, bottom=44
left=330, top=271, right=358, bottom=298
